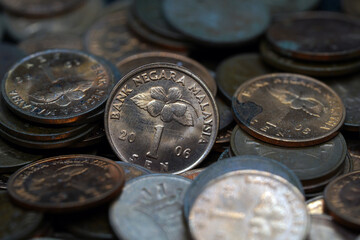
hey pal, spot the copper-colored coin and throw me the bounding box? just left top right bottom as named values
left=324, top=171, right=360, bottom=229
left=105, top=63, right=218, bottom=174
left=232, top=73, right=345, bottom=147
left=180, top=168, right=204, bottom=180
left=306, top=196, right=324, bottom=215
left=2, top=49, right=115, bottom=125
left=7, top=155, right=125, bottom=212
left=266, top=12, right=360, bottom=62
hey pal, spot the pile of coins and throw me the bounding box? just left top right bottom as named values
left=0, top=0, right=359, bottom=239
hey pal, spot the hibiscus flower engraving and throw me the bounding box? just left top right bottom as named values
left=131, top=86, right=195, bottom=126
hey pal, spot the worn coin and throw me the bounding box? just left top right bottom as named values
left=109, top=174, right=191, bottom=240
left=324, top=171, right=360, bottom=229
left=2, top=49, right=114, bottom=125
left=232, top=73, right=345, bottom=147
left=7, top=155, right=125, bottom=212
left=116, top=52, right=217, bottom=96
left=189, top=170, right=309, bottom=240
left=105, top=63, right=218, bottom=174
left=342, top=0, right=360, bottom=16
left=180, top=168, right=204, bottom=180
left=115, top=161, right=152, bottom=181
left=163, top=0, right=270, bottom=47
left=0, top=43, right=26, bottom=80
left=306, top=196, right=325, bottom=215
left=266, top=12, right=360, bottom=62
left=216, top=53, right=273, bottom=102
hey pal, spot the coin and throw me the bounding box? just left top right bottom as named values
left=266, top=12, right=360, bottom=62
left=0, top=191, right=43, bottom=240
left=189, top=170, right=309, bottom=240
left=261, top=0, right=320, bottom=14
left=0, top=43, right=26, bottom=80
left=0, top=174, right=9, bottom=189
left=306, top=196, right=325, bottom=215
left=216, top=97, right=233, bottom=131
left=70, top=124, right=105, bottom=148
left=260, top=40, right=360, bottom=77
left=105, top=63, right=218, bottom=174
left=180, top=168, right=204, bottom=180
left=347, top=139, right=360, bottom=171
left=2, top=49, right=115, bottom=125
left=116, top=52, right=217, bottom=96
left=163, top=0, right=270, bottom=47
left=217, top=148, right=231, bottom=161
left=324, top=171, right=360, bottom=229
left=7, top=155, right=125, bottom=212
left=115, top=161, right=152, bottom=181
left=109, top=174, right=191, bottom=240
left=232, top=73, right=345, bottom=147
left=342, top=0, right=360, bottom=16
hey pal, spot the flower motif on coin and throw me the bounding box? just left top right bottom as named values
left=131, top=86, right=195, bottom=126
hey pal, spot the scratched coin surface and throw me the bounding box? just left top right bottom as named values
left=109, top=174, right=191, bottom=240
left=105, top=63, right=218, bottom=174
left=324, top=171, right=360, bottom=229
left=266, top=12, right=360, bottom=62
left=232, top=73, right=345, bottom=147
left=2, top=49, right=114, bottom=125
left=7, top=155, right=125, bottom=212
left=189, top=170, right=309, bottom=240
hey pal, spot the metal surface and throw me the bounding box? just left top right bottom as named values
left=306, top=196, right=324, bottom=215
left=115, top=161, right=152, bottom=181
left=179, top=168, right=204, bottom=180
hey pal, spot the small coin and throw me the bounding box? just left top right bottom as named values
left=163, top=0, right=270, bottom=47
left=0, top=191, right=43, bottom=240
left=324, top=171, right=360, bottom=230
left=216, top=53, right=273, bottom=102
left=115, top=161, right=152, bottom=181
left=109, top=174, right=191, bottom=240
left=342, top=0, right=360, bottom=17
left=189, top=170, right=309, bottom=240
left=116, top=52, right=217, bottom=96
left=232, top=73, right=345, bottom=147
left=2, top=49, right=115, bottom=125
left=0, top=43, right=26, bottom=80
left=306, top=196, right=325, bottom=215
left=266, top=12, right=360, bottom=62
left=7, top=155, right=125, bottom=212
left=105, top=63, right=218, bottom=174
left=180, top=168, right=204, bottom=180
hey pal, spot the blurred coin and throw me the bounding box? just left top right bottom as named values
left=232, top=73, right=345, bottom=147
left=306, top=196, right=325, bottom=215
left=347, top=139, right=360, bottom=171
left=342, top=0, right=360, bottom=17
left=180, top=168, right=204, bottom=180
left=163, top=0, right=270, bottom=47
left=216, top=53, right=273, bottom=102
left=0, top=174, right=9, bottom=189
left=217, top=148, right=231, bottom=161
left=267, top=12, right=360, bottom=62
left=189, top=170, right=309, bottom=240
left=261, top=0, right=320, bottom=14
left=109, top=174, right=191, bottom=240
left=2, top=49, right=115, bottom=125
left=105, top=63, right=218, bottom=174
left=0, top=43, right=26, bottom=80
left=8, top=155, right=125, bottom=212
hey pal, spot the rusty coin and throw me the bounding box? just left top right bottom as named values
left=232, top=73, right=345, bottom=147
left=105, top=63, right=218, bottom=174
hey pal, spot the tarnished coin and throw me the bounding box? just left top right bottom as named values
left=163, top=0, right=270, bottom=47
left=109, top=174, right=191, bottom=240
left=116, top=52, right=217, bottom=96
left=342, top=0, right=360, bottom=16
left=231, top=125, right=347, bottom=183
left=115, top=161, right=152, bottom=181
left=266, top=12, right=360, bottom=62
left=180, top=168, right=204, bottom=180
left=0, top=191, right=43, bottom=240
left=306, top=196, right=325, bottom=215
left=105, top=63, right=218, bottom=174
left=2, top=49, right=115, bottom=125
left=0, top=43, right=26, bottom=80
left=324, top=171, right=360, bottom=229
left=7, top=155, right=125, bottom=212
left=189, top=170, right=309, bottom=240
left=232, top=73, right=345, bottom=147
left=216, top=54, right=273, bottom=102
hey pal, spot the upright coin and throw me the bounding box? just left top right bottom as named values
left=189, top=170, right=309, bottom=240
left=266, top=12, right=360, bottom=62
left=109, top=174, right=191, bottom=240
left=7, top=155, right=125, bottom=212
left=2, top=49, right=115, bottom=125
left=105, top=63, right=218, bottom=174
left=232, top=73, right=345, bottom=147
left=324, top=171, right=360, bottom=229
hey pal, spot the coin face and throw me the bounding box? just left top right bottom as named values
left=7, top=155, right=125, bottom=212
left=324, top=171, right=360, bottom=229
left=2, top=49, right=114, bottom=125
left=266, top=12, right=360, bottom=61
left=189, top=170, right=309, bottom=240
left=306, top=196, right=324, bottom=215
left=232, top=73, right=345, bottom=147
left=105, top=63, right=218, bottom=174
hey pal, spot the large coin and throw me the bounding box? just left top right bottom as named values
left=109, top=174, right=191, bottom=240
left=163, top=0, right=270, bottom=47
left=105, top=63, right=218, bottom=174
left=189, top=170, right=309, bottom=240
left=324, top=171, right=360, bottom=230
left=7, top=155, right=125, bottom=212
left=232, top=73, right=345, bottom=147
left=266, top=12, right=360, bottom=62
left=2, top=49, right=115, bottom=125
